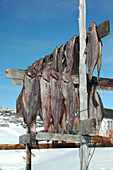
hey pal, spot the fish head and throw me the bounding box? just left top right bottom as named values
left=88, top=21, right=96, bottom=33
left=26, top=66, right=36, bottom=78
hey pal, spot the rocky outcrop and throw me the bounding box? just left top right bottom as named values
left=0, top=107, right=44, bottom=129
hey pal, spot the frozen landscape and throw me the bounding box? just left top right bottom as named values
left=0, top=107, right=113, bottom=170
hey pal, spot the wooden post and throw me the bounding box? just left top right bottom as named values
left=26, top=127, right=31, bottom=170
left=79, top=0, right=88, bottom=169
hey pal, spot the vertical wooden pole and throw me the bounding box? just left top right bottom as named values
left=79, top=0, right=88, bottom=169
left=26, top=143, right=31, bottom=170
left=26, top=127, right=31, bottom=170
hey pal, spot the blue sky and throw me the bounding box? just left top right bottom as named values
left=0, top=0, right=113, bottom=109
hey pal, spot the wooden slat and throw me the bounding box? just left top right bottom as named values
left=12, top=79, right=23, bottom=85
left=5, top=69, right=26, bottom=79
left=19, top=133, right=86, bottom=144
left=5, top=69, right=113, bottom=91
left=19, top=133, right=113, bottom=145
left=1, top=139, right=113, bottom=150
left=96, top=20, right=110, bottom=39
left=104, top=108, right=113, bottom=119
left=97, top=86, right=113, bottom=91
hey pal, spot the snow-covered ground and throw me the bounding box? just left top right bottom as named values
left=0, top=108, right=113, bottom=170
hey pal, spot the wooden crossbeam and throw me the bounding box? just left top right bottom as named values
left=19, top=133, right=113, bottom=146
left=0, top=141, right=113, bottom=150
left=5, top=68, right=113, bottom=91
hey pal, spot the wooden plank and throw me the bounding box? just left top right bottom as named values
left=20, top=133, right=86, bottom=144
left=26, top=143, right=31, bottom=170
left=19, top=118, right=96, bottom=144
left=99, top=77, right=113, bottom=87
left=1, top=138, right=113, bottom=150
left=12, top=79, right=23, bottom=85
left=19, top=135, right=113, bottom=145
left=5, top=69, right=113, bottom=91
left=97, top=86, right=113, bottom=91
left=79, top=0, right=88, bottom=169
left=79, top=0, right=88, bottom=120
left=104, top=108, right=113, bottom=119
left=5, top=69, right=26, bottom=79
left=96, top=20, right=110, bottom=39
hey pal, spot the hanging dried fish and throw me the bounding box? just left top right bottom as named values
left=71, top=36, right=79, bottom=75
left=65, top=35, right=77, bottom=74
left=88, top=84, right=104, bottom=132
left=31, top=58, right=43, bottom=73
left=16, top=87, right=26, bottom=119
left=61, top=71, right=76, bottom=128
left=58, top=43, right=66, bottom=73
left=85, top=22, right=100, bottom=80
left=50, top=68, right=62, bottom=133
left=42, top=53, right=53, bottom=69
left=16, top=66, right=40, bottom=139
left=40, top=67, right=52, bottom=132
left=97, top=41, right=102, bottom=80
left=51, top=47, right=58, bottom=70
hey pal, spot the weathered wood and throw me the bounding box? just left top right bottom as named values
left=97, top=86, right=113, bottom=91
left=96, top=20, right=110, bottom=39
left=79, top=0, right=88, bottom=169
left=26, top=143, right=31, bottom=170
left=12, top=79, right=23, bottom=85
left=20, top=133, right=86, bottom=144
left=79, top=0, right=88, bottom=120
left=5, top=69, right=26, bottom=79
left=5, top=69, right=113, bottom=91
left=19, top=118, right=96, bottom=144
left=19, top=134, right=113, bottom=145
left=1, top=136, right=113, bottom=150
left=104, top=108, right=113, bottom=119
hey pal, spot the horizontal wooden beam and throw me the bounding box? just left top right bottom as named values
left=104, top=108, right=113, bottom=119
left=20, top=133, right=85, bottom=144
left=19, top=134, right=113, bottom=146
left=5, top=69, right=25, bottom=80
left=5, top=69, right=113, bottom=91
left=1, top=138, right=113, bottom=150
left=0, top=143, right=111, bottom=150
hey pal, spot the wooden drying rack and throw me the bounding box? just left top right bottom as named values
left=4, top=20, right=113, bottom=170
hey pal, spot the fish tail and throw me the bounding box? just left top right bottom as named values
left=97, top=41, right=102, bottom=80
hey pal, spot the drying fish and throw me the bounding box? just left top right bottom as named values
left=42, top=53, right=53, bottom=70
left=58, top=43, right=66, bottom=73
left=16, top=87, right=25, bottom=119
left=85, top=22, right=100, bottom=80
left=65, top=35, right=76, bottom=74
left=88, top=84, right=104, bottom=132
left=97, top=41, right=102, bottom=80
left=50, top=68, right=62, bottom=133
left=60, top=101, right=67, bottom=134
left=61, top=71, right=76, bottom=128
left=31, top=58, right=43, bottom=73
left=40, top=67, right=52, bottom=132
left=16, top=66, right=40, bottom=139
left=51, top=47, right=58, bottom=70
left=72, top=36, right=79, bottom=75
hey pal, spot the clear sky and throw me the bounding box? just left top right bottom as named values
left=0, top=0, right=113, bottom=109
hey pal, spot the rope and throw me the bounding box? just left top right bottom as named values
left=75, top=109, right=88, bottom=117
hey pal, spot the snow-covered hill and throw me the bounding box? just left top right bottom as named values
left=0, top=108, right=113, bottom=170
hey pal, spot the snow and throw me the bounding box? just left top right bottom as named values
left=0, top=111, right=113, bottom=169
